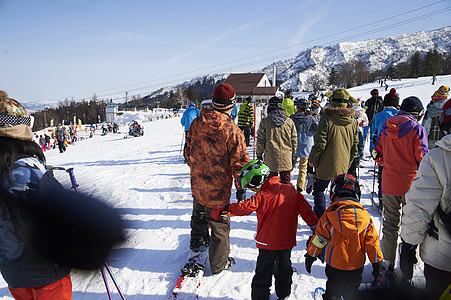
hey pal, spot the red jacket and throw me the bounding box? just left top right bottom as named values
left=375, top=114, right=429, bottom=195
left=228, top=176, right=318, bottom=250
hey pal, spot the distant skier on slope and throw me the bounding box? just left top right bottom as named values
left=211, top=159, right=318, bottom=300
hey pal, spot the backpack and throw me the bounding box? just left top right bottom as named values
left=0, top=191, right=26, bottom=265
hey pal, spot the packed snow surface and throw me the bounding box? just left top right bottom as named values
left=0, top=75, right=449, bottom=299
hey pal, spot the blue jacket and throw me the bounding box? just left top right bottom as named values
left=0, top=157, right=71, bottom=288
left=181, top=107, right=200, bottom=132
left=290, top=112, right=318, bottom=157
left=370, top=107, right=398, bottom=151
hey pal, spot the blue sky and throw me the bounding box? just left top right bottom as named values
left=0, top=0, right=450, bottom=105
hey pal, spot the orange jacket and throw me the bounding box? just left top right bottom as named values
left=185, top=109, right=249, bottom=208
left=307, top=198, right=383, bottom=270
left=228, top=176, right=318, bottom=250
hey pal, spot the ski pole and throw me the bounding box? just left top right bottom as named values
left=100, top=267, right=113, bottom=300
left=104, top=262, right=127, bottom=300
left=180, top=131, right=185, bottom=158
left=50, top=166, right=127, bottom=300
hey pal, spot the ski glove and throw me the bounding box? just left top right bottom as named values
left=305, top=173, right=315, bottom=194
left=400, top=240, right=418, bottom=280
left=371, top=261, right=383, bottom=286
left=236, top=189, right=246, bottom=202
left=304, top=253, right=316, bottom=274
left=211, top=204, right=230, bottom=221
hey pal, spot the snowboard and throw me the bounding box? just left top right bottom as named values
left=169, top=248, right=209, bottom=299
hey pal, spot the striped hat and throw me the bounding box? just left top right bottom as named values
left=432, top=85, right=449, bottom=100
left=212, top=84, right=236, bottom=112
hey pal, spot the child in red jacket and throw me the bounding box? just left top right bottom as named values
left=211, top=160, right=318, bottom=300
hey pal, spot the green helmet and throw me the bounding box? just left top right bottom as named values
left=238, top=159, right=270, bottom=189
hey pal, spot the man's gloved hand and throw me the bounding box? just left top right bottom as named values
left=211, top=204, right=230, bottom=221
left=371, top=261, right=383, bottom=286
left=400, top=240, right=418, bottom=281
left=236, top=189, right=246, bottom=202
left=304, top=253, right=317, bottom=274
left=305, top=173, right=315, bottom=194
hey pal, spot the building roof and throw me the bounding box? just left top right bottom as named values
left=222, top=73, right=277, bottom=96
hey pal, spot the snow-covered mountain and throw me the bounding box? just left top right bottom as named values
left=265, top=26, right=451, bottom=91
left=145, top=26, right=451, bottom=100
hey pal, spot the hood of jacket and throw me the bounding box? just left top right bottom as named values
left=269, top=109, right=288, bottom=127
left=327, top=199, right=369, bottom=237
left=323, top=107, right=355, bottom=126
left=435, top=134, right=451, bottom=151
left=383, top=114, right=419, bottom=140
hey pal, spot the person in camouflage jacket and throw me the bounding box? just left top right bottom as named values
left=185, top=83, right=250, bottom=274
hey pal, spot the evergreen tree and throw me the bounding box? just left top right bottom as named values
left=410, top=52, right=422, bottom=77
left=328, top=67, right=338, bottom=87
left=423, top=49, right=441, bottom=76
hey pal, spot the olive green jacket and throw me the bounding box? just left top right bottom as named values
left=308, top=107, right=358, bottom=180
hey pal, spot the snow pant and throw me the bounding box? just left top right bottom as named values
left=295, top=157, right=309, bottom=191
left=312, top=178, right=330, bottom=219
left=9, top=274, right=72, bottom=300
left=190, top=198, right=230, bottom=274
left=380, top=194, right=406, bottom=263
left=323, top=265, right=363, bottom=300
left=269, top=171, right=291, bottom=184
left=239, top=125, right=251, bottom=147
left=424, top=263, right=451, bottom=300
left=251, top=248, right=293, bottom=300
left=377, top=165, right=383, bottom=199
left=347, top=156, right=359, bottom=178
left=57, top=141, right=65, bottom=153
left=362, top=126, right=370, bottom=144
left=41, top=144, right=46, bottom=152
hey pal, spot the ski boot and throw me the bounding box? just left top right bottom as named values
left=385, top=263, right=396, bottom=287
left=189, top=233, right=210, bottom=252
left=212, top=257, right=235, bottom=275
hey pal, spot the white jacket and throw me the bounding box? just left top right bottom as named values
left=401, top=134, right=451, bottom=271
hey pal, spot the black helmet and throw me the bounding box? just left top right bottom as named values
left=400, top=96, right=424, bottom=116
left=370, top=89, right=379, bottom=95
left=294, top=97, right=310, bottom=109
left=330, top=174, right=361, bottom=201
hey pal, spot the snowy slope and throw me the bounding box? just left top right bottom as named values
left=0, top=75, right=449, bottom=299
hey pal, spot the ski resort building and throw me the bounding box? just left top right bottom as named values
left=222, top=73, right=280, bottom=103
left=105, top=103, right=119, bottom=122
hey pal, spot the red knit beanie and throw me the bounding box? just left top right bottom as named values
left=383, top=88, right=399, bottom=107
left=212, top=84, right=236, bottom=111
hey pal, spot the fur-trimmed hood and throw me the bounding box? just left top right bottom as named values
left=323, top=106, right=356, bottom=126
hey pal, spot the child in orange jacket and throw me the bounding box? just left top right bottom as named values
left=305, top=174, right=383, bottom=300
left=211, top=159, right=318, bottom=300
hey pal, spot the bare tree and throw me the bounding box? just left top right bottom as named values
left=306, top=74, right=326, bottom=93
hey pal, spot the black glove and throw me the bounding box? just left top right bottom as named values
left=236, top=189, right=246, bottom=202
left=400, top=240, right=418, bottom=281
left=305, top=173, right=315, bottom=194
left=304, top=253, right=317, bottom=274
left=371, top=261, right=383, bottom=286
left=292, top=156, right=297, bottom=170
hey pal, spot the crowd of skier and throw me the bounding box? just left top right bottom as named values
left=182, top=83, right=450, bottom=299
